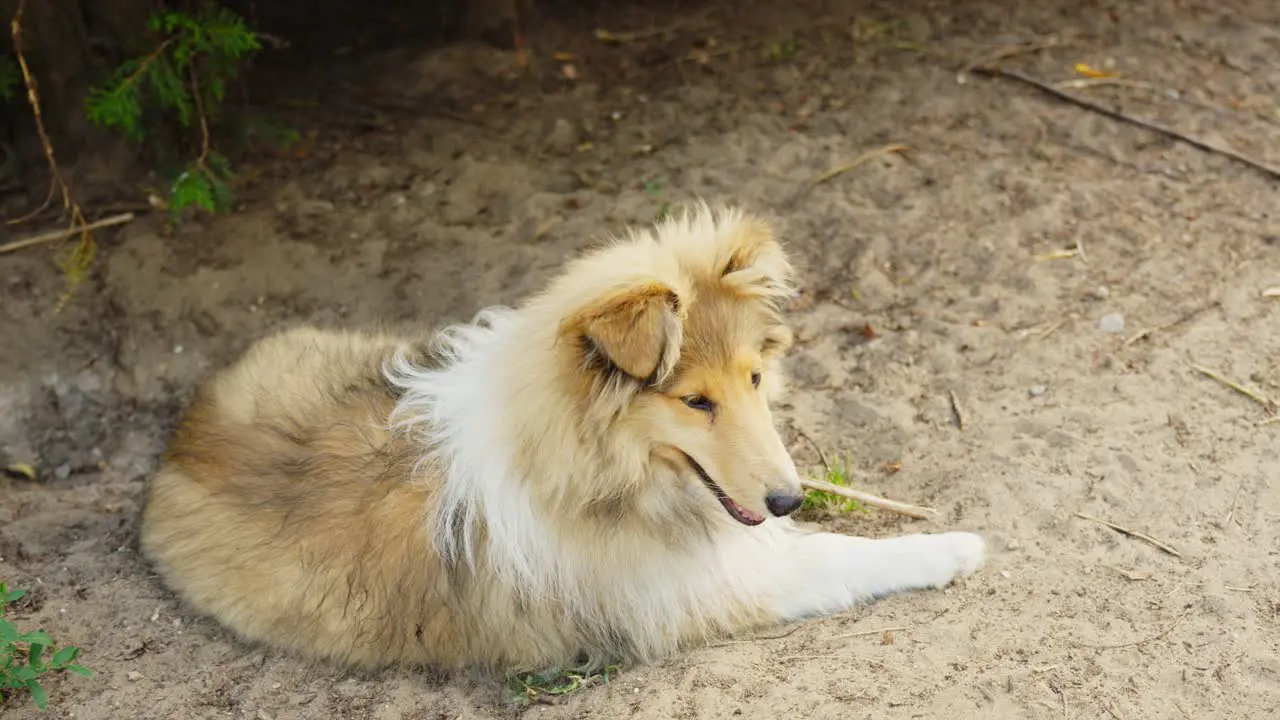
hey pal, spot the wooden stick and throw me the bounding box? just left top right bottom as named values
left=969, top=66, right=1280, bottom=181
left=1074, top=512, right=1181, bottom=558
left=801, top=477, right=938, bottom=519
left=0, top=212, right=135, bottom=255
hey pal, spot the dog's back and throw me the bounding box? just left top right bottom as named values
left=140, top=327, right=462, bottom=668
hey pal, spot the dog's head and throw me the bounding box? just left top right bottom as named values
left=545, top=205, right=803, bottom=527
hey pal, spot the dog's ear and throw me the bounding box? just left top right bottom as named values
left=569, top=282, right=683, bottom=385
left=719, top=216, right=794, bottom=302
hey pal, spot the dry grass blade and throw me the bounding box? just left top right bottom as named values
left=956, top=38, right=1063, bottom=83
left=811, top=144, right=911, bottom=186
left=948, top=389, right=966, bottom=430
left=710, top=625, right=801, bottom=647
left=1190, top=363, right=1278, bottom=415
left=0, top=213, right=135, bottom=255
left=1262, top=286, right=1280, bottom=298
left=969, top=66, right=1280, bottom=181
left=831, top=626, right=907, bottom=640
left=1074, top=512, right=1181, bottom=558
left=1124, top=302, right=1219, bottom=346
left=801, top=477, right=937, bottom=519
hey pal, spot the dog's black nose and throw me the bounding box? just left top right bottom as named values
left=765, top=491, right=804, bottom=517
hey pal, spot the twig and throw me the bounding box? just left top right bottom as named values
left=1262, top=286, right=1280, bottom=298
left=1259, top=416, right=1280, bottom=427
left=1124, top=302, right=1220, bottom=346
left=0, top=213, right=135, bottom=255
left=957, top=38, right=1064, bottom=84
left=969, top=66, right=1280, bottom=181
left=1104, top=702, right=1127, bottom=720
left=811, top=144, right=911, bottom=186
left=801, top=477, right=938, bottom=519
left=1074, top=512, right=1181, bottom=558
left=793, top=428, right=830, bottom=474
left=832, top=626, right=907, bottom=640
left=593, top=9, right=715, bottom=44
left=1189, top=363, right=1278, bottom=415
left=1101, top=564, right=1151, bottom=582
left=1223, top=478, right=1245, bottom=527
left=710, top=624, right=801, bottom=647
left=188, top=61, right=213, bottom=166
left=1078, top=609, right=1191, bottom=649
left=948, top=389, right=967, bottom=431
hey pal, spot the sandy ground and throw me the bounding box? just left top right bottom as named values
left=2, top=0, right=1279, bottom=717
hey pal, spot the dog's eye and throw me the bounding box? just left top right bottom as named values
left=682, top=395, right=715, bottom=413
left=751, top=371, right=762, bottom=388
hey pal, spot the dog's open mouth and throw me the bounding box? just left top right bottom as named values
left=680, top=452, right=765, bottom=526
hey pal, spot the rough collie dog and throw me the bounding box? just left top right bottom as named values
left=139, top=204, right=985, bottom=674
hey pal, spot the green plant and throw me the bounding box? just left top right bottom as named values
left=0, top=57, right=17, bottom=102
left=0, top=584, right=92, bottom=711
left=84, top=3, right=261, bottom=219
left=802, top=453, right=870, bottom=513
left=642, top=179, right=671, bottom=221
left=765, top=35, right=800, bottom=62
left=506, top=664, right=620, bottom=705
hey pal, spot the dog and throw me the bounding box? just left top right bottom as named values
left=139, top=204, right=985, bottom=674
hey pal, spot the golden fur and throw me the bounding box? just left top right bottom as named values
left=139, top=204, right=985, bottom=674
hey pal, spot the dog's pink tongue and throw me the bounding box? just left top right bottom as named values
left=726, top=497, right=765, bottom=525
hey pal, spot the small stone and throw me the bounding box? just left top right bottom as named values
left=1000, top=570, right=1011, bottom=579
left=1029, top=385, right=1047, bottom=397
left=1006, top=539, right=1021, bottom=551
left=127, top=671, right=144, bottom=681
left=1098, top=313, right=1125, bottom=334
left=1090, top=286, right=1110, bottom=300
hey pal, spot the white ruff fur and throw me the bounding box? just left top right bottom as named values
left=382, top=206, right=986, bottom=663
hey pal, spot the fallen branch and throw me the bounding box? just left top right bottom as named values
left=801, top=477, right=938, bottom=520
left=1074, top=512, right=1181, bottom=558
left=1190, top=363, right=1278, bottom=415
left=969, top=66, right=1280, bottom=181
left=0, top=213, right=135, bottom=255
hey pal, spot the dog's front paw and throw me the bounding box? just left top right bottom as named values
left=940, top=531, right=986, bottom=580
left=890, top=531, right=987, bottom=590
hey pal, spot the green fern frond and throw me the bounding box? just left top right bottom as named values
left=0, top=57, right=18, bottom=102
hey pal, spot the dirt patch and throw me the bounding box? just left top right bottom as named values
left=3, top=0, right=1279, bottom=718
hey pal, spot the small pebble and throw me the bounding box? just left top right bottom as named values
left=127, top=671, right=144, bottom=682
left=1090, top=286, right=1110, bottom=300
left=1000, top=570, right=1012, bottom=579
left=1029, top=385, right=1047, bottom=397
left=1006, top=539, right=1021, bottom=551
left=1098, top=313, right=1125, bottom=334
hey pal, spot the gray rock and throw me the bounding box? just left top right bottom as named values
left=1098, top=313, right=1125, bottom=334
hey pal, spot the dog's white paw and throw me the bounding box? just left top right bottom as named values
left=882, top=531, right=987, bottom=591
left=940, top=531, right=986, bottom=580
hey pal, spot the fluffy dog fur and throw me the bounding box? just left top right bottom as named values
left=139, top=204, right=985, bottom=673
